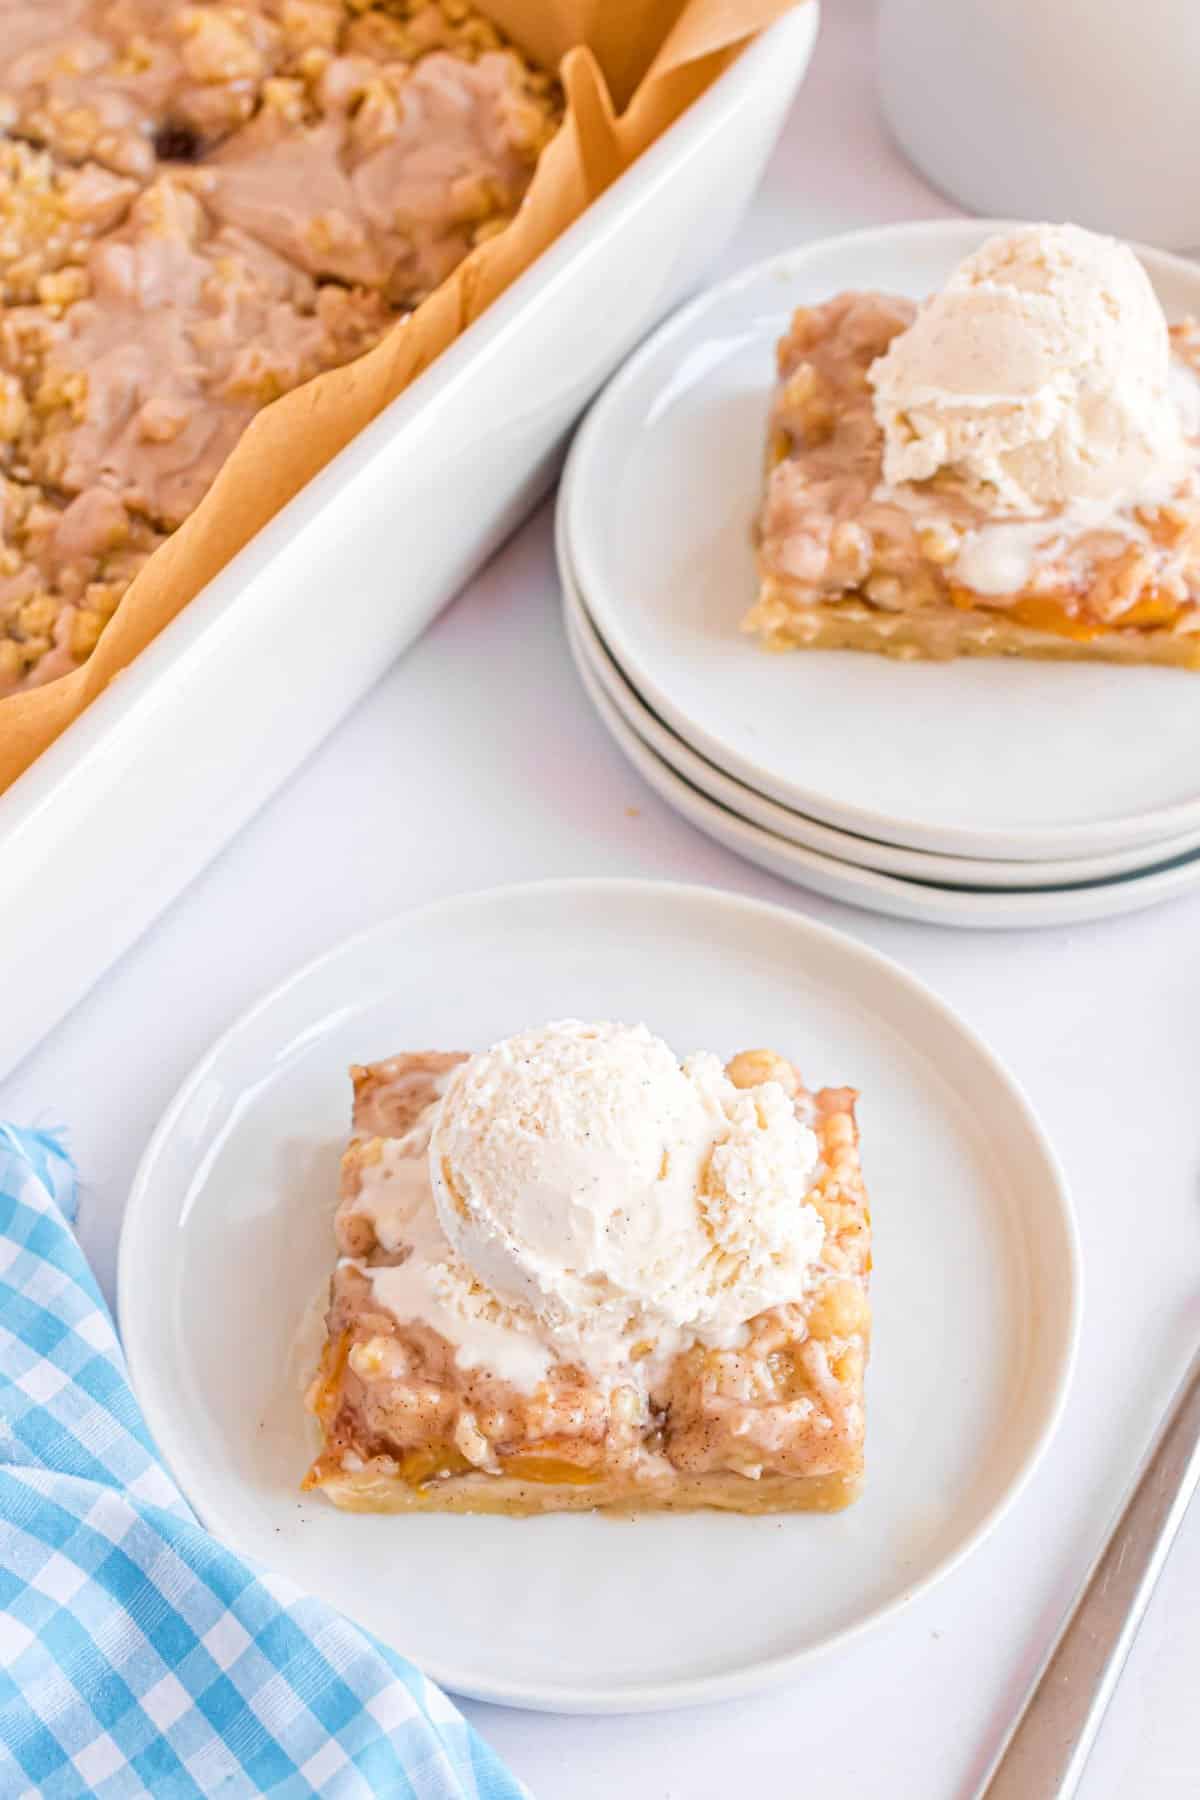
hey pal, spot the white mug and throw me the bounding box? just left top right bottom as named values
left=878, top=0, right=1200, bottom=250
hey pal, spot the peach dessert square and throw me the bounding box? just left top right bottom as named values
left=304, top=1022, right=871, bottom=1515
left=748, top=224, right=1200, bottom=667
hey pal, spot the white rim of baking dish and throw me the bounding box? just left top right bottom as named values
left=118, top=874, right=1082, bottom=1713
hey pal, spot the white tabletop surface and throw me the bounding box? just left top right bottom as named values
left=4, top=3, right=1199, bottom=1795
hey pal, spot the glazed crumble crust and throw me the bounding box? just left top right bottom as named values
left=747, top=292, right=1200, bottom=665
left=0, top=0, right=563, bottom=697
left=304, top=1048, right=872, bottom=1515
left=0, top=176, right=396, bottom=530
left=350, top=1049, right=469, bottom=1137
left=0, top=473, right=167, bottom=691
left=205, top=35, right=560, bottom=303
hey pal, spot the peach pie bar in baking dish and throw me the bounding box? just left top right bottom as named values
left=0, top=0, right=561, bottom=696
left=748, top=225, right=1200, bottom=667
left=304, top=1022, right=871, bottom=1515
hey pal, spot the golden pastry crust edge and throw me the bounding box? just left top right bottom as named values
left=746, top=588, right=1200, bottom=668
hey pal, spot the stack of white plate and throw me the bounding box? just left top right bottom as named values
left=556, top=220, right=1200, bottom=930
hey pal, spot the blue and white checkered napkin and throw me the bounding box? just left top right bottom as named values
left=0, top=1124, right=529, bottom=1800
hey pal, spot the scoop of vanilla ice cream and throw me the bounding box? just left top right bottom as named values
left=868, top=223, right=1188, bottom=514
left=427, top=1021, right=824, bottom=1338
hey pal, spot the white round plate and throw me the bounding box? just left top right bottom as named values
left=562, top=219, right=1200, bottom=860
left=567, top=615, right=1200, bottom=929
left=118, top=881, right=1080, bottom=1712
left=557, top=515, right=1200, bottom=889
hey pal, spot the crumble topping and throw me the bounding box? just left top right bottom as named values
left=0, top=0, right=562, bottom=696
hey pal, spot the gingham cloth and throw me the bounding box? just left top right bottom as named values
left=0, top=1125, right=529, bottom=1800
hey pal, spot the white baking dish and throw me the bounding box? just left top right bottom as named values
left=0, top=7, right=818, bottom=1081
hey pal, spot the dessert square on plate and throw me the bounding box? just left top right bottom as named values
left=116, top=881, right=1082, bottom=1704
left=303, top=1028, right=871, bottom=1515
left=748, top=226, right=1200, bottom=666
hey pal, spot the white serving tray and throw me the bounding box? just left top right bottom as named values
left=0, top=8, right=818, bottom=1081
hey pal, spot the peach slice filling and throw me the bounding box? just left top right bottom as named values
left=372, top=1446, right=600, bottom=1490
left=399, top=1446, right=475, bottom=1485
left=947, top=584, right=1188, bottom=640
left=499, top=1451, right=600, bottom=1486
